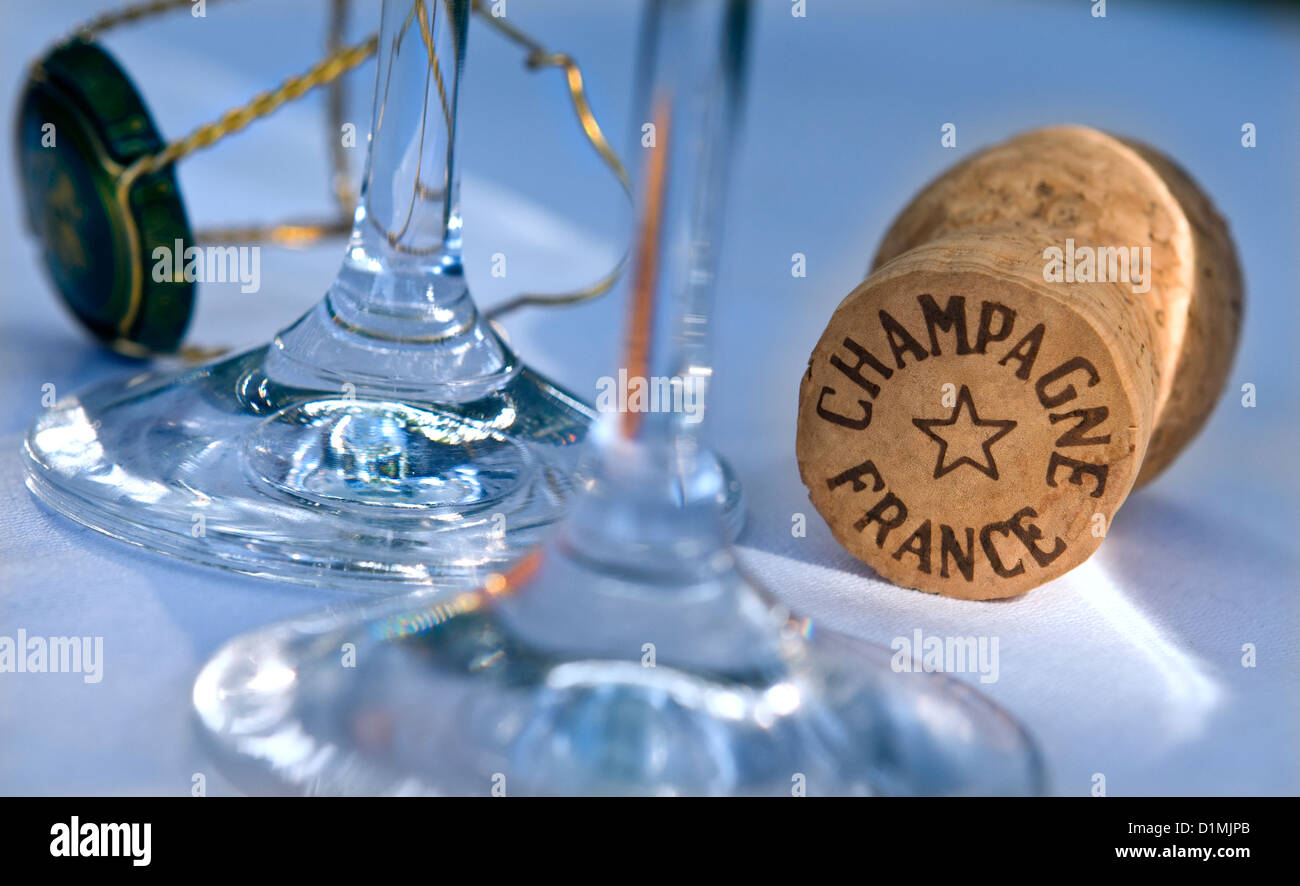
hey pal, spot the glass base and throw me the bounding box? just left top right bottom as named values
left=23, top=344, right=593, bottom=589
left=193, top=546, right=1044, bottom=796
left=24, top=345, right=746, bottom=589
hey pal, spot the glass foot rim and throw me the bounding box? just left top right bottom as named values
left=192, top=590, right=1048, bottom=796
left=23, top=428, right=747, bottom=593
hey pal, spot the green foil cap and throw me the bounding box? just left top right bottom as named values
left=17, top=39, right=195, bottom=355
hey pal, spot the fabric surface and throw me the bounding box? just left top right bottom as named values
left=0, top=0, right=1295, bottom=796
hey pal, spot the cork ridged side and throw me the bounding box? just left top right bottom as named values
left=1116, top=139, right=1243, bottom=483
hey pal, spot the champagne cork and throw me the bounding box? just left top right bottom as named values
left=796, top=126, right=1242, bottom=600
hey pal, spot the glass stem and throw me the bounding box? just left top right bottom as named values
left=269, top=0, right=514, bottom=401
left=335, top=0, right=472, bottom=329
left=563, top=0, right=752, bottom=571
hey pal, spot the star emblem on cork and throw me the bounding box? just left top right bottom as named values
left=912, top=385, right=1017, bottom=481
